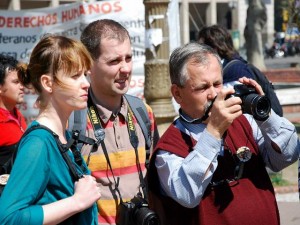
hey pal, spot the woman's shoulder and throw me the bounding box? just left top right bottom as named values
left=223, top=57, right=255, bottom=83
left=19, top=121, right=58, bottom=149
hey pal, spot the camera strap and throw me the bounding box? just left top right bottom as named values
left=24, top=124, right=85, bottom=181
left=87, top=94, right=148, bottom=202
left=179, top=96, right=216, bottom=124
left=87, top=95, right=123, bottom=202
left=126, top=107, right=148, bottom=200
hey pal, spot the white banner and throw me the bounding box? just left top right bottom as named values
left=0, top=0, right=146, bottom=123
left=0, top=1, right=145, bottom=69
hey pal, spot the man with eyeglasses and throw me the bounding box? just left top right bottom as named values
left=147, top=42, right=299, bottom=225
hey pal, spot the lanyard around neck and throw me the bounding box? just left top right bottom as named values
left=179, top=96, right=216, bottom=124
left=86, top=93, right=147, bottom=200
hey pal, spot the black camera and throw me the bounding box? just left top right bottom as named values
left=116, top=195, right=160, bottom=225
left=228, top=84, right=271, bottom=121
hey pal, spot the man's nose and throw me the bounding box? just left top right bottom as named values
left=207, top=86, right=217, bottom=99
left=120, top=61, right=131, bottom=73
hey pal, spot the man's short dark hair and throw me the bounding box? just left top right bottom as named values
left=80, top=19, right=130, bottom=60
left=0, top=54, right=18, bottom=85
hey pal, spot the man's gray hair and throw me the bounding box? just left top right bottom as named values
left=169, top=42, right=222, bottom=87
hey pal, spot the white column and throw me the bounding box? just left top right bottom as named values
left=50, top=0, right=60, bottom=7
left=206, top=0, right=217, bottom=25
left=180, top=0, right=190, bottom=44
left=9, top=0, right=20, bottom=10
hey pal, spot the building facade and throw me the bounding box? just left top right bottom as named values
left=0, top=0, right=275, bottom=51
left=180, top=0, right=274, bottom=50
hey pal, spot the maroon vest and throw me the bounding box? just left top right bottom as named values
left=148, top=116, right=279, bottom=225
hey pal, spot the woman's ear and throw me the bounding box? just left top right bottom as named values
left=171, top=84, right=182, bottom=104
left=40, top=74, right=53, bottom=93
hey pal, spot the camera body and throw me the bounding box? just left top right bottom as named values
left=228, top=84, right=271, bottom=121
left=116, top=195, right=160, bottom=225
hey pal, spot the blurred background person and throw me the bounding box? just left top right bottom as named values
left=198, top=24, right=255, bottom=87
left=198, top=24, right=283, bottom=116
left=0, top=54, right=26, bottom=174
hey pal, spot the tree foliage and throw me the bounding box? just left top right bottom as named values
left=282, top=0, right=300, bottom=28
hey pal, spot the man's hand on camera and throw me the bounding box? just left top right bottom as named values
left=238, top=77, right=265, bottom=96
left=206, top=88, right=243, bottom=140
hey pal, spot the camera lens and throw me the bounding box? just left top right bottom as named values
left=134, top=207, right=160, bottom=225
left=242, top=94, right=271, bottom=121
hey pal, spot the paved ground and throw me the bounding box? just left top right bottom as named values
left=275, top=162, right=299, bottom=225
left=264, top=55, right=300, bottom=69
left=278, top=201, right=300, bottom=225
left=264, top=56, right=300, bottom=224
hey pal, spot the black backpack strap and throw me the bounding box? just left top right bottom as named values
left=222, top=59, right=241, bottom=75
left=298, top=157, right=300, bottom=200
left=18, top=124, right=82, bottom=181
left=68, top=108, right=88, bottom=150
left=124, top=94, right=152, bottom=150
left=0, top=144, right=18, bottom=174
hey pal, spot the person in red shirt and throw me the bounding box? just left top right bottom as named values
left=0, top=54, right=27, bottom=173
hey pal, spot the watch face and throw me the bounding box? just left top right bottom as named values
left=236, top=146, right=252, bottom=162
left=0, top=174, right=9, bottom=185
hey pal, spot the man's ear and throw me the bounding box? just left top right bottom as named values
left=40, top=74, right=53, bottom=93
left=171, top=84, right=183, bottom=104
